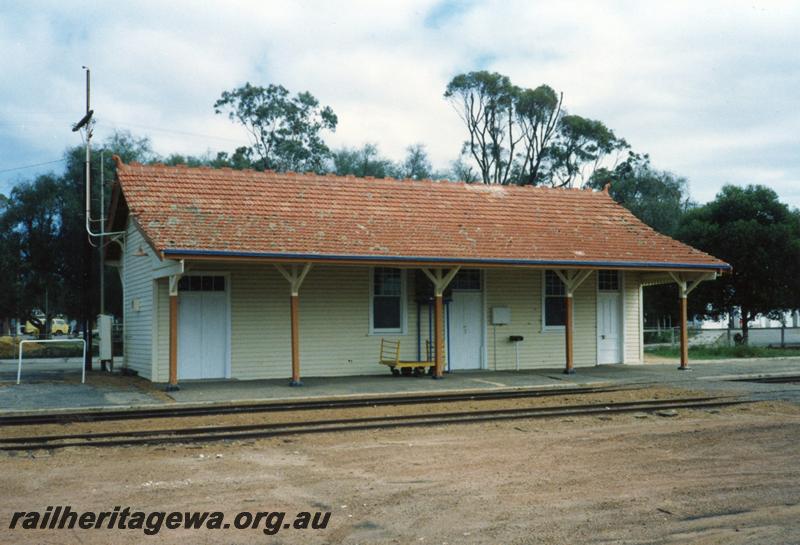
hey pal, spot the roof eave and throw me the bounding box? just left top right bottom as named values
left=160, top=248, right=731, bottom=273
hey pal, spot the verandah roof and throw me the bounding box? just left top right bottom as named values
left=110, top=157, right=730, bottom=272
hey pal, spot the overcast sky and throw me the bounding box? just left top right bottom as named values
left=1, top=0, right=798, bottom=207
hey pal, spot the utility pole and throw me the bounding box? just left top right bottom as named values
left=72, top=67, right=94, bottom=372
left=99, top=152, right=105, bottom=315
left=99, top=151, right=106, bottom=371
left=83, top=67, right=93, bottom=372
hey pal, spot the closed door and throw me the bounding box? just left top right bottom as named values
left=597, top=292, right=622, bottom=364
left=449, top=291, right=483, bottom=370
left=178, top=279, right=228, bottom=380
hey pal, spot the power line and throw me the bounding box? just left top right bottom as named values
left=96, top=120, right=250, bottom=145
left=0, top=158, right=65, bottom=175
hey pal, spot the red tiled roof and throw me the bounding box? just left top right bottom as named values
left=113, top=159, right=729, bottom=271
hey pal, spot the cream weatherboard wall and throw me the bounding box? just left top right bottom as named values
left=485, top=269, right=597, bottom=370
left=153, top=264, right=428, bottom=381
left=623, top=272, right=643, bottom=364
left=121, top=220, right=159, bottom=380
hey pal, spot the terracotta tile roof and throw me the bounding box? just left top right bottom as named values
left=113, top=159, right=729, bottom=271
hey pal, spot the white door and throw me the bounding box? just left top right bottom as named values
left=178, top=277, right=228, bottom=380
left=597, top=292, right=622, bottom=364
left=449, top=291, right=483, bottom=370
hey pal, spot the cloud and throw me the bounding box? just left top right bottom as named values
left=0, top=0, right=798, bottom=208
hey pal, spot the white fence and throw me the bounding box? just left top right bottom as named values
left=644, top=327, right=800, bottom=348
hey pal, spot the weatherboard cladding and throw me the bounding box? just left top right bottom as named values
left=114, top=160, right=729, bottom=270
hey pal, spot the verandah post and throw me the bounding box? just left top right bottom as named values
left=679, top=293, right=689, bottom=370
left=668, top=271, right=717, bottom=371
left=434, top=293, right=444, bottom=378
left=167, top=274, right=182, bottom=392
left=290, top=293, right=301, bottom=385
left=421, top=266, right=460, bottom=380
left=564, top=293, right=574, bottom=374
left=555, top=269, right=592, bottom=375
left=275, top=263, right=312, bottom=387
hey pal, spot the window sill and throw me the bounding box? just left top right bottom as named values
left=368, top=330, right=406, bottom=336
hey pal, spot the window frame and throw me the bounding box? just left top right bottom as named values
left=597, top=270, right=620, bottom=292
left=541, top=270, right=567, bottom=331
left=369, top=268, right=407, bottom=335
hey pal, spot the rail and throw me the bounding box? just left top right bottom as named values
left=0, top=384, right=633, bottom=426
left=17, top=339, right=86, bottom=385
left=0, top=396, right=749, bottom=451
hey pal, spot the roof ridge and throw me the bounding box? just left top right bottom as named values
left=112, top=157, right=612, bottom=194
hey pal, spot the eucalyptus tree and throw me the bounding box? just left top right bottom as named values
left=215, top=83, right=338, bottom=173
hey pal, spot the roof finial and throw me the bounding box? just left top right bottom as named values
left=112, top=154, right=123, bottom=168
left=602, top=181, right=611, bottom=194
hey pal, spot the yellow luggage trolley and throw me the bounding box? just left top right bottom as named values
left=378, top=338, right=440, bottom=376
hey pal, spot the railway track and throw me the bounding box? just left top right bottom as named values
left=0, top=396, right=748, bottom=451
left=730, top=375, right=800, bottom=384
left=0, top=384, right=640, bottom=426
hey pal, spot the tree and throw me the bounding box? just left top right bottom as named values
left=445, top=71, right=628, bottom=187
left=444, top=71, right=520, bottom=185
left=514, top=85, right=562, bottom=185
left=450, top=155, right=479, bottom=183
left=0, top=196, right=21, bottom=334
left=331, top=144, right=400, bottom=178
left=400, top=144, right=433, bottom=179
left=547, top=115, right=628, bottom=187
left=676, top=185, right=800, bottom=343
left=588, top=153, right=692, bottom=236
left=214, top=82, right=337, bottom=173
left=2, top=175, right=64, bottom=335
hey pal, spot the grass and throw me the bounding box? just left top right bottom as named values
left=645, top=344, right=800, bottom=360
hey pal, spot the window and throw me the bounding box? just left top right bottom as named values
left=178, top=275, right=226, bottom=292
left=451, top=269, right=482, bottom=290
left=371, top=268, right=405, bottom=333
left=598, top=270, right=620, bottom=291
left=543, top=270, right=566, bottom=328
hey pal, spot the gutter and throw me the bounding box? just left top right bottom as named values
left=162, top=248, right=731, bottom=272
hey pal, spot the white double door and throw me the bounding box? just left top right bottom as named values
left=448, top=291, right=483, bottom=370
left=178, top=289, right=228, bottom=379
left=597, top=292, right=622, bottom=364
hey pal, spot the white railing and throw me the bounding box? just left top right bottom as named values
left=17, top=339, right=86, bottom=385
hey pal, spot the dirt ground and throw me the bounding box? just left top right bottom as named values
left=1, top=397, right=799, bottom=544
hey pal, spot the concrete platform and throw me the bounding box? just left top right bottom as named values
left=1, top=357, right=799, bottom=413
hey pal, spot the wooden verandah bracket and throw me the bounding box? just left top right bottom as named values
left=275, top=263, right=313, bottom=386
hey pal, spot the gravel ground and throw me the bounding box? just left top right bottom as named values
left=1, top=395, right=799, bottom=544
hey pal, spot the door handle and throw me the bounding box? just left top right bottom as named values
left=601, top=335, right=606, bottom=339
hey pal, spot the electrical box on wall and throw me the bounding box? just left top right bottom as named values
left=98, top=314, right=112, bottom=361
left=491, top=306, right=511, bottom=325
left=131, top=298, right=141, bottom=312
